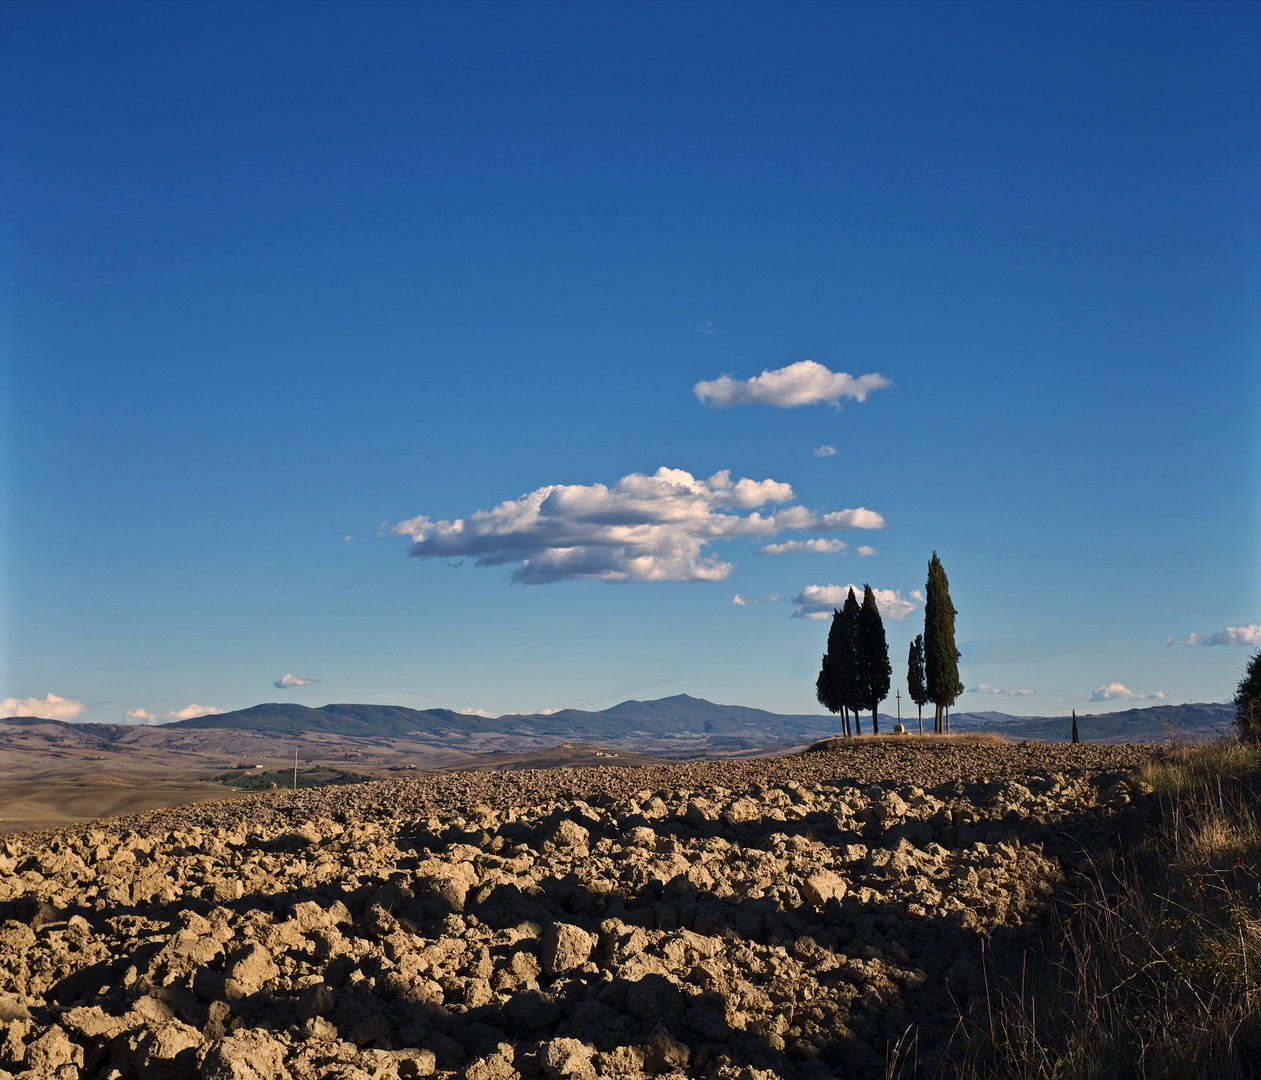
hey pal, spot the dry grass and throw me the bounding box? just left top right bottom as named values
left=954, top=737, right=1261, bottom=1080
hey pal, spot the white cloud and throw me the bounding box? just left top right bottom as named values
left=790, top=584, right=918, bottom=621
left=694, top=360, right=891, bottom=410
left=274, top=673, right=320, bottom=689
left=1088, top=683, right=1166, bottom=703
left=970, top=684, right=1034, bottom=697
left=124, top=708, right=161, bottom=725
left=856, top=545, right=876, bottom=557
left=164, top=704, right=225, bottom=721
left=910, top=589, right=923, bottom=601
left=459, top=707, right=498, bottom=718
left=732, top=593, right=781, bottom=606
left=758, top=538, right=845, bottom=556
left=1184, top=624, right=1261, bottom=647
left=697, top=320, right=716, bottom=335
left=813, top=445, right=837, bottom=458
left=391, top=467, right=883, bottom=585
left=0, top=693, right=86, bottom=722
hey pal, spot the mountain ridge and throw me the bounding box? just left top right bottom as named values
left=164, top=695, right=1239, bottom=744
left=3, top=696, right=1233, bottom=746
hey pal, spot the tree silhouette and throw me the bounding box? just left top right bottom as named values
left=857, top=584, right=892, bottom=736
left=924, top=552, right=963, bottom=734
left=907, top=634, right=927, bottom=734
left=1235, top=650, right=1261, bottom=741
left=838, top=587, right=862, bottom=735
left=815, top=608, right=850, bottom=736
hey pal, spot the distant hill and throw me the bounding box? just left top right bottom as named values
left=947, top=701, right=1234, bottom=744
left=158, top=694, right=1236, bottom=746
left=4, top=696, right=1234, bottom=751
left=168, top=694, right=839, bottom=743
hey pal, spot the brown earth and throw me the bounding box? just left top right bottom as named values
left=0, top=720, right=660, bottom=833
left=0, top=784, right=260, bottom=837
left=0, top=740, right=1155, bottom=1080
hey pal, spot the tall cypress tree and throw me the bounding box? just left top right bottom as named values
left=857, top=584, right=892, bottom=736
left=907, top=634, right=928, bottom=734
left=837, top=587, right=862, bottom=735
left=924, top=552, right=963, bottom=734
left=815, top=608, right=848, bottom=736
left=1071, top=709, right=1079, bottom=744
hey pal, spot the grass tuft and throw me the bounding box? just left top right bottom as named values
left=955, top=737, right=1261, bottom=1080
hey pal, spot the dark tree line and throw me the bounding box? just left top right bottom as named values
left=815, top=583, right=892, bottom=735
left=816, top=553, right=962, bottom=736
left=1237, top=650, right=1261, bottom=741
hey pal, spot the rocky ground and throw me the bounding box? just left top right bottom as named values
left=0, top=740, right=1155, bottom=1080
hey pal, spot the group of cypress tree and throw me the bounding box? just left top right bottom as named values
left=814, top=584, right=891, bottom=736
left=816, top=552, right=962, bottom=736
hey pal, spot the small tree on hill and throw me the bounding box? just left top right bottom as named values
left=924, top=552, right=964, bottom=734
left=1071, top=709, right=1080, bottom=744
left=1236, top=650, right=1261, bottom=741
left=857, top=584, right=892, bottom=736
left=907, top=634, right=927, bottom=734
left=838, top=587, right=863, bottom=734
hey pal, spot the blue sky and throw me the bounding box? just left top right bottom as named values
left=2, top=1, right=1258, bottom=725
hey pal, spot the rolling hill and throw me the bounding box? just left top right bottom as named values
left=161, top=694, right=1235, bottom=746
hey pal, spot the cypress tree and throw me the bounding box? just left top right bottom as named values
left=907, top=634, right=928, bottom=735
left=1071, top=709, right=1079, bottom=744
left=857, top=584, right=892, bottom=736
left=838, top=588, right=862, bottom=735
left=924, top=552, right=964, bottom=734
left=815, top=608, right=847, bottom=735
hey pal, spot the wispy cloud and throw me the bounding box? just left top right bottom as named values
left=164, top=704, right=225, bottom=721
left=790, top=584, right=917, bottom=621
left=697, top=320, right=717, bottom=335
left=0, top=693, right=86, bottom=722
left=390, top=467, right=883, bottom=585
left=757, top=538, right=845, bottom=556
left=459, top=707, right=498, bottom=718
left=1089, top=683, right=1167, bottom=703
left=1184, top=623, right=1261, bottom=647
left=694, top=360, right=891, bottom=410
left=274, top=673, right=320, bottom=689
left=969, top=684, right=1034, bottom=697
left=813, top=445, right=837, bottom=457
left=856, top=545, right=876, bottom=557
left=732, top=593, right=781, bottom=606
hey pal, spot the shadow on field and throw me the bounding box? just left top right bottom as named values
left=3, top=770, right=1152, bottom=1080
